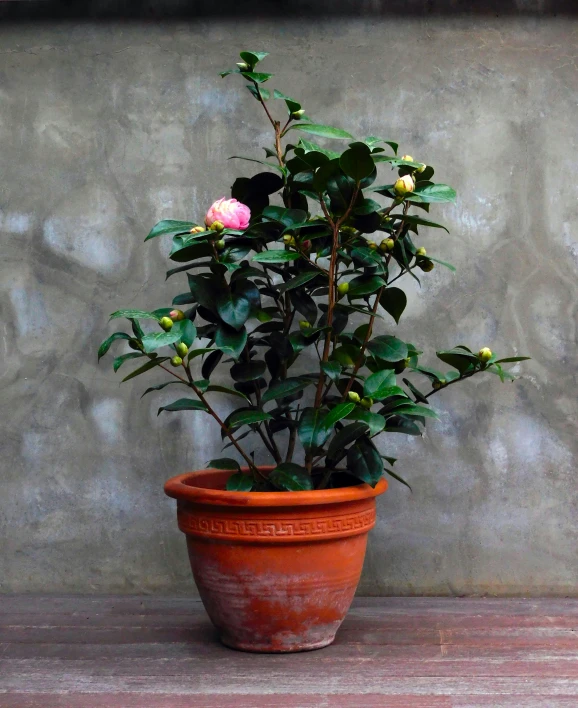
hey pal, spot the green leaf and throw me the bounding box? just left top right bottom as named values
left=288, top=123, right=354, bottom=140
left=208, top=457, right=241, bottom=471
left=157, top=398, right=209, bottom=416
left=262, top=205, right=307, bottom=227
left=262, top=378, right=310, bottom=403
left=298, top=407, right=331, bottom=452
left=270, top=463, right=313, bottom=491
left=113, top=352, right=143, bottom=372
left=241, top=71, right=273, bottom=83
left=187, top=347, right=216, bottom=362
left=252, top=250, right=302, bottom=263
left=273, top=89, right=301, bottom=115
left=141, top=330, right=183, bottom=354
left=225, top=472, right=254, bottom=492
left=187, top=274, right=218, bottom=310
left=367, top=336, right=408, bottom=362
left=402, top=378, right=429, bottom=404
left=216, top=293, right=251, bottom=330
left=436, top=349, right=478, bottom=374
left=396, top=215, right=449, bottom=233
left=428, top=256, right=456, bottom=272
left=172, top=319, right=196, bottom=348
left=380, top=288, right=407, bottom=324
left=384, top=468, right=412, bottom=491
left=322, top=402, right=355, bottom=430
left=494, top=356, right=531, bottom=363
left=340, top=142, right=375, bottom=182
left=231, top=361, right=267, bottom=382
left=229, top=156, right=285, bottom=174
left=348, top=275, right=385, bottom=299
left=278, top=271, right=321, bottom=293
left=346, top=410, right=386, bottom=436
left=109, top=309, right=161, bottom=322
left=411, top=183, right=456, bottom=203
left=215, top=324, right=248, bottom=360
left=240, top=50, right=269, bottom=66
left=229, top=409, right=272, bottom=430
left=206, top=385, right=250, bottom=402
left=327, top=422, right=369, bottom=459
left=347, top=437, right=383, bottom=486
left=321, top=360, right=342, bottom=382
left=363, top=369, right=396, bottom=398
left=121, top=357, right=169, bottom=382
left=390, top=403, right=439, bottom=420
left=98, top=332, right=132, bottom=360
left=145, top=220, right=196, bottom=242
left=141, top=380, right=188, bottom=398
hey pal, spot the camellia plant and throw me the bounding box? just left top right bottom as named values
left=99, top=51, right=528, bottom=493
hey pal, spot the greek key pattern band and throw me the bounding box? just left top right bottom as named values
left=179, top=507, right=376, bottom=540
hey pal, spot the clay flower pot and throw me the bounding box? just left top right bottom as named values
left=164, top=467, right=387, bottom=653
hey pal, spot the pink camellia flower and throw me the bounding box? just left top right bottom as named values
left=205, top=197, right=251, bottom=230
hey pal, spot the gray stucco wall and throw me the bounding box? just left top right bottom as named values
left=1, top=14, right=577, bottom=595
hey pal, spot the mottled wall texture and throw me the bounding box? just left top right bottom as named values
left=1, top=13, right=577, bottom=595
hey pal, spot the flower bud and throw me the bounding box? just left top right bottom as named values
left=360, top=396, right=373, bottom=409
left=175, top=342, right=189, bottom=357
left=159, top=316, right=174, bottom=332
left=170, top=355, right=183, bottom=367
left=419, top=260, right=435, bottom=272
left=209, top=220, right=225, bottom=233
left=299, top=320, right=311, bottom=330
left=478, top=347, right=492, bottom=362
left=416, top=247, right=427, bottom=257
left=169, top=309, right=185, bottom=321
left=291, top=109, right=305, bottom=119
left=348, top=391, right=361, bottom=403
left=215, top=239, right=226, bottom=250
left=401, top=154, right=414, bottom=162
left=416, top=163, right=427, bottom=173
left=432, top=379, right=446, bottom=390
left=393, top=174, right=415, bottom=197
left=237, top=61, right=250, bottom=71
left=337, top=282, right=350, bottom=295
left=380, top=238, right=395, bottom=252
left=368, top=241, right=377, bottom=250
left=283, top=234, right=296, bottom=246
left=190, top=225, right=205, bottom=234
left=302, top=239, right=312, bottom=251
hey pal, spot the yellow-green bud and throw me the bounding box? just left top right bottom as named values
left=348, top=391, right=361, bottom=403
left=189, top=225, right=205, bottom=234
left=401, top=154, right=414, bottom=162
left=337, top=282, right=350, bottom=295
left=283, top=234, right=295, bottom=246
left=419, top=260, right=435, bottom=272
left=210, top=220, right=225, bottom=233
left=170, top=355, right=183, bottom=367
left=478, top=347, right=492, bottom=362
left=432, top=380, right=444, bottom=390
left=360, top=396, right=373, bottom=409
left=416, top=247, right=427, bottom=257
left=380, top=238, right=395, bottom=252
left=291, top=109, right=305, bottom=119
left=159, top=316, right=173, bottom=331
left=169, top=309, right=185, bottom=321
left=416, top=163, right=427, bottom=173
left=215, top=239, right=226, bottom=250
left=175, top=342, right=189, bottom=357
left=237, top=61, right=250, bottom=71
left=299, top=320, right=311, bottom=330
left=368, top=241, right=378, bottom=250
left=393, top=174, right=415, bottom=197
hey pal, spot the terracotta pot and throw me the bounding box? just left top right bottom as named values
left=164, top=467, right=387, bottom=653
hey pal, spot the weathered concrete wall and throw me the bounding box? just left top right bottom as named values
left=0, top=16, right=576, bottom=595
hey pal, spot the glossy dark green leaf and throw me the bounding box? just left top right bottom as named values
left=141, top=330, right=182, bottom=354
left=348, top=275, right=384, bottom=299
left=98, top=332, right=132, bottom=360
left=208, top=457, right=241, bottom=471
left=269, top=463, right=313, bottom=491
left=363, top=369, right=396, bottom=398
left=262, top=378, right=310, bottom=403
left=230, top=360, right=267, bottom=382
left=141, top=380, right=188, bottom=398
left=391, top=403, right=439, bottom=420
left=121, top=356, right=169, bottom=382
left=187, top=274, right=218, bottom=310
left=327, top=422, right=369, bottom=459
left=229, top=156, right=285, bottom=174
left=347, top=437, right=383, bottom=486
left=225, top=472, right=254, bottom=491
left=367, top=336, right=408, bottom=362
left=428, top=257, right=456, bottom=272
left=298, top=407, right=331, bottom=452
left=241, top=71, right=273, bottom=83
left=278, top=271, right=321, bottom=293
left=323, top=402, right=355, bottom=430
left=436, top=349, right=477, bottom=374
left=494, top=356, right=531, bottom=363
left=262, top=205, right=307, bottom=227
left=252, top=250, right=302, bottom=263
left=411, top=183, right=456, bottom=203
left=201, top=349, right=223, bottom=379
left=402, top=378, right=429, bottom=404
left=169, top=241, right=213, bottom=263
left=109, top=309, right=161, bottom=322
left=157, top=398, right=209, bottom=416
left=113, top=352, right=143, bottom=372
left=340, top=142, right=375, bottom=182
left=384, top=467, right=412, bottom=491
left=288, top=124, right=354, bottom=140
left=321, top=360, right=342, bottom=382
left=228, top=409, right=272, bottom=430
left=345, top=410, right=386, bottom=436
left=145, top=220, right=196, bottom=242
left=396, top=215, right=449, bottom=233
left=380, top=287, right=407, bottom=324
left=240, top=50, right=269, bottom=66
left=216, top=293, right=251, bottom=330
left=215, top=324, right=248, bottom=360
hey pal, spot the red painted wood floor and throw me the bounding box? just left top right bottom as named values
left=0, top=596, right=577, bottom=707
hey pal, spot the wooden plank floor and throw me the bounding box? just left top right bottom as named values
left=1, top=597, right=577, bottom=707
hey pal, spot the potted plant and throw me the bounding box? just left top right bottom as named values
left=98, top=51, right=528, bottom=653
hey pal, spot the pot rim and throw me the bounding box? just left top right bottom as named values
left=164, top=466, right=388, bottom=507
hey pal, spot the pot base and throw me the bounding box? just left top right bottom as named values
left=220, top=635, right=336, bottom=653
